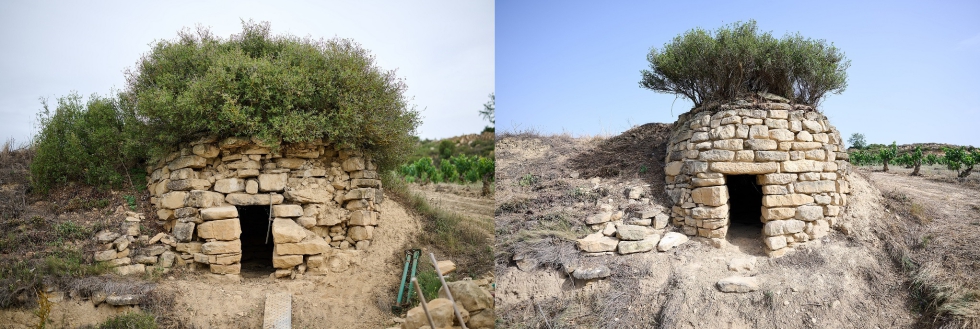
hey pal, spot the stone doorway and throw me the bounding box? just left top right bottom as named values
left=238, top=205, right=275, bottom=275
left=725, top=175, right=765, bottom=253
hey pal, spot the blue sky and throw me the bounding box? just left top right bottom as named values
left=497, top=0, right=980, bottom=147
left=0, top=1, right=493, bottom=145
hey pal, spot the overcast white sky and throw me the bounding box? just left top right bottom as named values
left=0, top=0, right=494, bottom=145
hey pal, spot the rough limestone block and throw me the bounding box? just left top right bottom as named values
left=717, top=276, right=760, bottom=293
left=758, top=173, right=797, bottom=185
left=576, top=232, right=618, bottom=252
left=276, top=237, right=330, bottom=255
left=616, top=224, right=655, bottom=241
left=797, top=131, right=814, bottom=142
left=769, top=129, right=795, bottom=141
left=210, top=263, right=241, bottom=275
left=691, top=204, right=730, bottom=219
left=782, top=160, right=816, bottom=173
left=170, top=178, right=210, bottom=191
left=275, top=158, right=306, bottom=169
left=657, top=232, right=689, bottom=251
left=259, top=173, right=288, bottom=192
left=201, top=239, right=242, bottom=255
left=168, top=155, right=207, bottom=170
left=342, top=157, right=365, bottom=172
left=761, top=185, right=788, bottom=195
left=226, top=193, right=284, bottom=206
left=709, top=125, right=736, bottom=140
left=712, top=139, right=743, bottom=150
left=197, top=219, right=242, bottom=241
left=698, top=150, right=735, bottom=162
left=173, top=222, right=195, bottom=242
left=691, top=186, right=728, bottom=206
left=692, top=177, right=725, bottom=187
left=348, top=226, right=374, bottom=241
left=343, top=188, right=375, bottom=201
left=709, top=162, right=779, bottom=175
left=763, top=219, right=805, bottom=236
left=745, top=139, right=778, bottom=150
left=272, top=204, right=303, bottom=217
left=765, top=118, right=788, bottom=129
left=160, top=191, right=188, bottom=209
left=765, top=235, right=787, bottom=250
left=201, top=206, right=239, bottom=220
left=762, top=194, right=814, bottom=207
left=791, top=142, right=823, bottom=150
left=185, top=190, right=226, bottom=208
left=795, top=205, right=824, bottom=221
left=349, top=210, right=377, bottom=226
left=754, top=151, right=789, bottom=162
left=284, top=189, right=332, bottom=203
left=273, top=252, right=303, bottom=268
left=209, top=253, right=242, bottom=265
left=246, top=180, right=259, bottom=194
left=213, top=178, right=246, bottom=194
left=618, top=236, right=660, bottom=254
left=749, top=125, right=769, bottom=139
left=793, top=181, right=836, bottom=193
left=272, top=218, right=307, bottom=243
left=192, top=144, right=220, bottom=158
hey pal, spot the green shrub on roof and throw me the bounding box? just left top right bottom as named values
left=640, top=20, right=850, bottom=108
left=124, top=20, right=420, bottom=169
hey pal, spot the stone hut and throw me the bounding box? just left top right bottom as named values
left=663, top=97, right=851, bottom=257
left=145, top=136, right=382, bottom=276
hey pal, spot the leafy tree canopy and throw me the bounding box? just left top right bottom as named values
left=124, top=20, right=420, bottom=168
left=640, top=20, right=850, bottom=108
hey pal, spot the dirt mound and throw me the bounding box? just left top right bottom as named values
left=569, top=123, right=672, bottom=204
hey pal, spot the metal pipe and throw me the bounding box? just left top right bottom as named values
left=396, top=252, right=412, bottom=306
left=428, top=252, right=467, bottom=329
left=406, top=250, right=420, bottom=302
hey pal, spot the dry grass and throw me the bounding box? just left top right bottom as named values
left=879, top=189, right=980, bottom=328
left=381, top=171, right=493, bottom=276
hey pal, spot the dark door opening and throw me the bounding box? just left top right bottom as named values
left=237, top=205, right=275, bottom=275
left=725, top=175, right=764, bottom=253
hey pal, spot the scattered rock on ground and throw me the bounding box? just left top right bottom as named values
left=576, top=232, right=618, bottom=253
left=728, top=257, right=757, bottom=272
left=572, top=265, right=611, bottom=280
left=716, top=276, right=760, bottom=293
left=657, top=232, right=689, bottom=251
left=618, top=236, right=660, bottom=254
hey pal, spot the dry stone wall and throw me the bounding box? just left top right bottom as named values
left=664, top=100, right=851, bottom=257
left=145, top=136, right=382, bottom=276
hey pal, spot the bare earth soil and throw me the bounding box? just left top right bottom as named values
left=493, top=128, right=949, bottom=328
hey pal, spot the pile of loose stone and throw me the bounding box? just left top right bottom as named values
left=574, top=184, right=690, bottom=258
left=396, top=278, right=495, bottom=329
left=93, top=210, right=179, bottom=276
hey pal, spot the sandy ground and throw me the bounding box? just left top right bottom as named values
left=494, top=132, right=922, bottom=328
left=0, top=197, right=424, bottom=328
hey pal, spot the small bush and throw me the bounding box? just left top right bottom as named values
left=30, top=93, right=144, bottom=194
left=641, top=20, right=850, bottom=107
